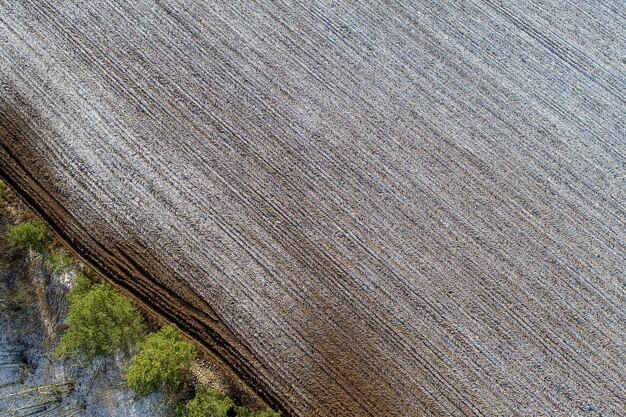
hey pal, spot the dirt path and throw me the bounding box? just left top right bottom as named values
left=1, top=1, right=624, bottom=416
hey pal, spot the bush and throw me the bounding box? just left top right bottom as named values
left=177, top=386, right=235, bottom=417
left=45, top=250, right=74, bottom=271
left=235, top=406, right=282, bottom=417
left=55, top=282, right=146, bottom=361
left=6, top=220, right=50, bottom=252
left=125, top=324, right=196, bottom=396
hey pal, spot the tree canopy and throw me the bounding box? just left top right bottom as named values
left=55, top=281, right=146, bottom=361
left=177, top=386, right=235, bottom=417
left=125, top=324, right=196, bottom=396
left=6, top=220, right=50, bottom=252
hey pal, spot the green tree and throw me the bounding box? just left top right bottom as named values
left=125, top=324, right=196, bottom=396
left=66, top=273, right=94, bottom=302
left=235, top=406, right=282, bottom=417
left=6, top=220, right=50, bottom=252
left=55, top=282, right=145, bottom=361
left=177, top=386, right=235, bottom=417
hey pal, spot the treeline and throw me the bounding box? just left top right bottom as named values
left=1, top=180, right=280, bottom=417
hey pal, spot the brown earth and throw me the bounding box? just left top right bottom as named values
left=0, top=1, right=625, bottom=416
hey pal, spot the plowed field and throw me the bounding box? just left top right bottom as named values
left=1, top=1, right=624, bottom=415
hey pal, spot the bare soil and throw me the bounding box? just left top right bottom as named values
left=0, top=1, right=624, bottom=416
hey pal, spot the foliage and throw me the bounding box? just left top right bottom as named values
left=0, top=180, right=5, bottom=201
left=125, top=324, right=196, bottom=396
left=55, top=282, right=146, bottom=362
left=67, top=273, right=94, bottom=302
left=6, top=220, right=50, bottom=252
left=235, top=406, right=282, bottom=417
left=177, top=386, right=281, bottom=417
left=177, top=386, right=235, bottom=417
left=45, top=250, right=74, bottom=271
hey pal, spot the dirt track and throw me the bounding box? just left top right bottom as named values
left=0, top=1, right=625, bottom=416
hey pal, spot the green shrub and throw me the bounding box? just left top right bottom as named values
left=55, top=282, right=145, bottom=362
left=125, top=324, right=196, bottom=396
left=45, top=250, right=74, bottom=271
left=177, top=386, right=235, bottom=417
left=6, top=220, right=50, bottom=252
left=235, top=406, right=281, bottom=417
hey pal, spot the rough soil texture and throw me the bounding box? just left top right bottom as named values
left=0, top=1, right=624, bottom=416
